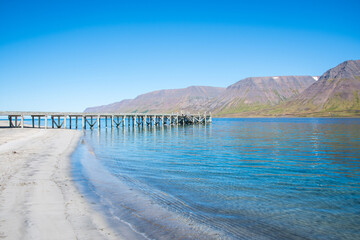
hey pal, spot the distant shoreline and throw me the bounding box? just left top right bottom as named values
left=1, top=114, right=360, bottom=124
left=214, top=115, right=360, bottom=118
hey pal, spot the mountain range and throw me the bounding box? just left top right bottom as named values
left=85, top=86, right=225, bottom=113
left=85, top=60, right=360, bottom=117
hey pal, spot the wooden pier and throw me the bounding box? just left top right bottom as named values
left=0, top=112, right=212, bottom=129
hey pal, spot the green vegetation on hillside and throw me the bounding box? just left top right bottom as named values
left=216, top=101, right=272, bottom=115
left=214, top=89, right=360, bottom=118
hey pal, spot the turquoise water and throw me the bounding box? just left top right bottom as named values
left=72, top=118, right=360, bottom=240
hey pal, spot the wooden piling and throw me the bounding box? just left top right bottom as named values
left=0, top=112, right=211, bottom=130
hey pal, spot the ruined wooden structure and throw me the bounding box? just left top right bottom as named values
left=0, top=112, right=212, bottom=129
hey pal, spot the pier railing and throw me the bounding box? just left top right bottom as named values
left=0, top=111, right=212, bottom=129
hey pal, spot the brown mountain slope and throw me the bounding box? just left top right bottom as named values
left=85, top=60, right=360, bottom=117
left=85, top=86, right=225, bottom=113
left=211, top=76, right=316, bottom=115
left=270, top=60, right=360, bottom=116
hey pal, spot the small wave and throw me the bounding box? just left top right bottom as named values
left=72, top=138, right=228, bottom=240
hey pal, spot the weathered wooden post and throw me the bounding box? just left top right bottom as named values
left=69, top=116, right=72, bottom=129
left=64, top=116, right=67, bottom=129
left=123, top=116, right=125, bottom=128
left=32, top=116, right=34, bottom=128
left=84, top=116, right=86, bottom=129
left=76, top=116, right=78, bottom=129
left=111, top=115, right=113, bottom=128
left=98, top=115, right=100, bottom=129
left=45, top=115, right=47, bottom=129
left=21, top=115, right=24, bottom=128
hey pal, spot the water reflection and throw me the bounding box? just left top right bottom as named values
left=77, top=118, right=360, bottom=240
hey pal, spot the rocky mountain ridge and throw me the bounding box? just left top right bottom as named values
left=85, top=60, right=360, bottom=117
left=271, top=59, right=360, bottom=116
left=211, top=76, right=316, bottom=115
left=85, top=86, right=225, bottom=113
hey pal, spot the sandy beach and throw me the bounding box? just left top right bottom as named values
left=0, top=123, right=121, bottom=240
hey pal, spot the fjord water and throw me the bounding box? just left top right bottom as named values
left=72, top=118, right=360, bottom=240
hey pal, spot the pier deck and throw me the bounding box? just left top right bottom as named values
left=0, top=112, right=212, bottom=129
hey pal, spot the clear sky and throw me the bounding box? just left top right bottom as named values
left=1, top=0, right=360, bottom=112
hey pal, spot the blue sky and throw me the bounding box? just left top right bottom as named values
left=1, top=0, right=360, bottom=111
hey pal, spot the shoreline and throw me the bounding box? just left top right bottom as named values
left=0, top=122, right=121, bottom=240
left=214, top=116, right=360, bottom=118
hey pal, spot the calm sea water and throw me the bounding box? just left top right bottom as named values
left=71, top=118, right=360, bottom=240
